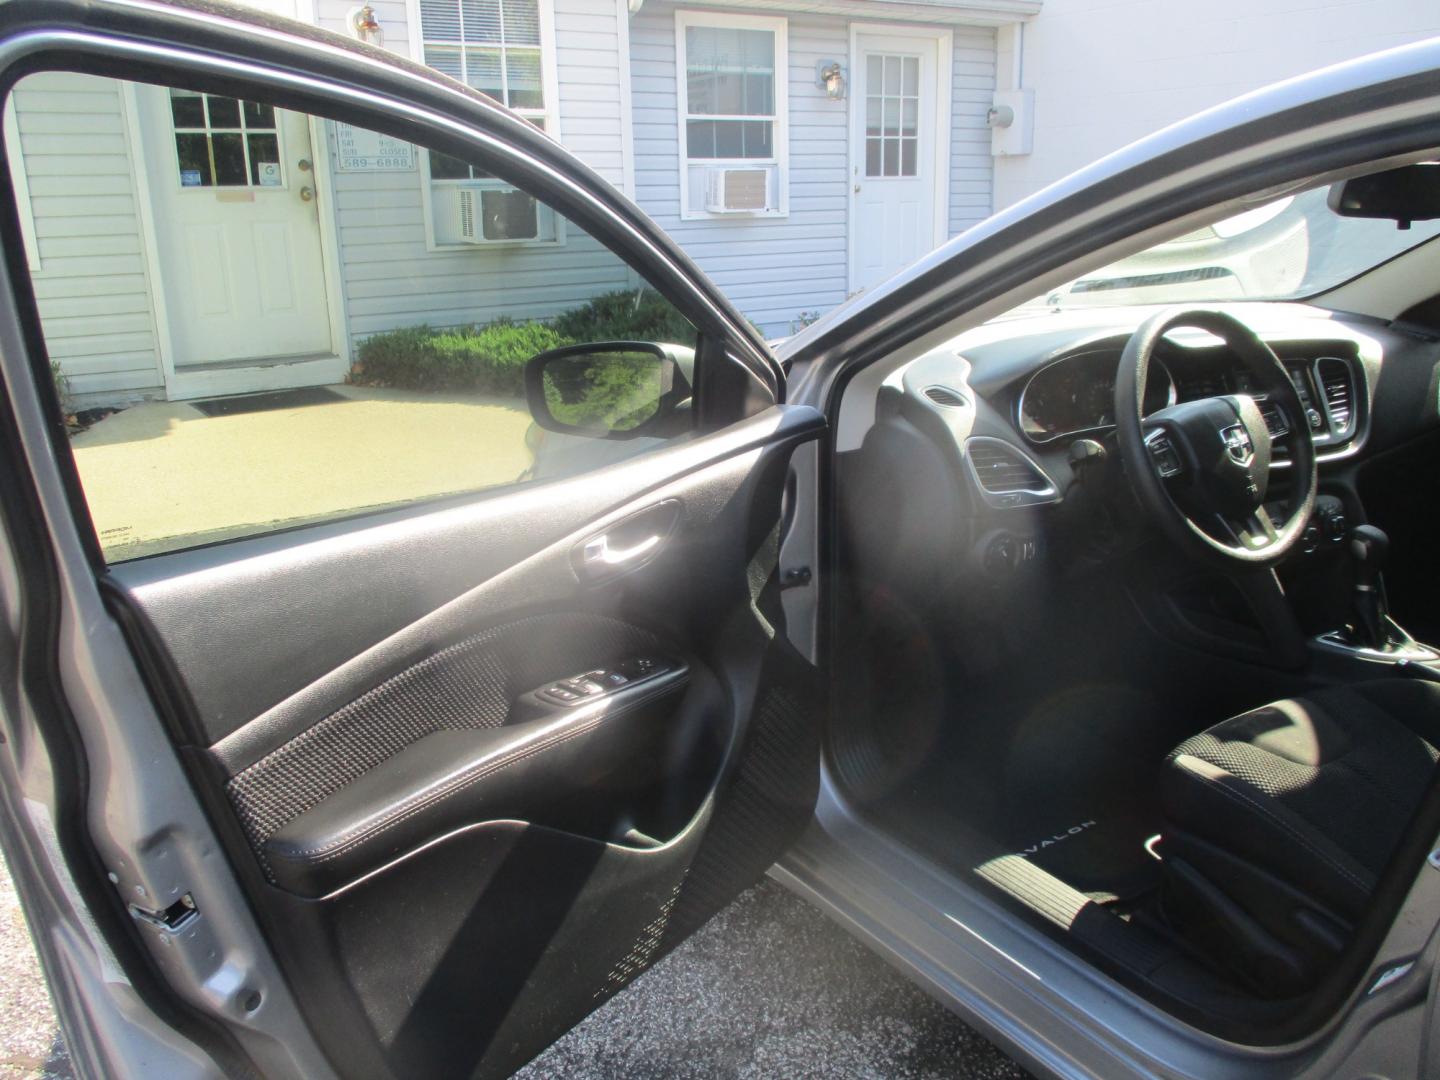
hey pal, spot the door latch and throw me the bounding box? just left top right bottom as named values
left=129, top=892, right=198, bottom=932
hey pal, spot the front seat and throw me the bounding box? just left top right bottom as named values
left=1158, top=679, right=1440, bottom=997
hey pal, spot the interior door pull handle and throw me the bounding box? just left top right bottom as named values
left=584, top=533, right=661, bottom=568
left=574, top=500, right=681, bottom=582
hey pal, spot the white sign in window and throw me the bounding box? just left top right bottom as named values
left=334, top=123, right=417, bottom=172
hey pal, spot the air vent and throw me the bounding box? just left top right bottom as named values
left=1070, top=266, right=1234, bottom=293
left=1316, top=357, right=1354, bottom=434
left=965, top=437, right=1057, bottom=507
left=923, top=385, right=967, bottom=408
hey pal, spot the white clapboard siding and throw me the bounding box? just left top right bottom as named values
left=631, top=5, right=996, bottom=335
left=631, top=8, right=850, bottom=334
left=950, top=32, right=997, bottom=237
left=325, top=124, right=632, bottom=344
left=555, top=0, right=628, bottom=188
left=314, top=0, right=636, bottom=345
left=10, top=72, right=164, bottom=402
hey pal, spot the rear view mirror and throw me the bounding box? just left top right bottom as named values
left=1328, top=163, right=1440, bottom=227
left=524, top=341, right=693, bottom=439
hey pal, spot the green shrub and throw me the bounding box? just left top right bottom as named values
left=353, top=290, right=694, bottom=399
left=550, top=289, right=694, bottom=346
left=354, top=319, right=574, bottom=396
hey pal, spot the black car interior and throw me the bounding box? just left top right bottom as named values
left=831, top=170, right=1440, bottom=1034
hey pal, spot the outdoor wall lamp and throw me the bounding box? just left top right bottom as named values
left=349, top=4, right=384, bottom=47
left=817, top=62, right=845, bottom=100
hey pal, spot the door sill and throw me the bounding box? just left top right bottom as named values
left=772, top=766, right=1236, bottom=1079
left=166, top=354, right=347, bottom=400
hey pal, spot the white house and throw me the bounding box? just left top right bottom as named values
left=7, top=0, right=1439, bottom=407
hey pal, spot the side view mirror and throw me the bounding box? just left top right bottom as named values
left=1328, top=162, right=1440, bottom=228
left=524, top=341, right=693, bottom=439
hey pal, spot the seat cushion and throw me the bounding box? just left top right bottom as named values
left=1160, top=680, right=1440, bottom=920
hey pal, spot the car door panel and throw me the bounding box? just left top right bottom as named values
left=112, top=410, right=810, bottom=747
left=104, top=404, right=823, bottom=1078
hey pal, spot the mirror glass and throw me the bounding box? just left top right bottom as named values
left=540, top=348, right=669, bottom=434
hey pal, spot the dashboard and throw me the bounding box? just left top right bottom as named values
left=840, top=301, right=1440, bottom=677
left=1018, top=351, right=1175, bottom=442
left=1014, top=342, right=1359, bottom=452
left=852, top=302, right=1440, bottom=541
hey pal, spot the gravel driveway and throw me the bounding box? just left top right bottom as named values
left=0, top=858, right=1026, bottom=1079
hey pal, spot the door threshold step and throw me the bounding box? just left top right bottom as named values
left=175, top=352, right=339, bottom=372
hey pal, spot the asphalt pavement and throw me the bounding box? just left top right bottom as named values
left=0, top=858, right=1027, bottom=1079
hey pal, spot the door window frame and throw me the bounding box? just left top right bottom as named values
left=845, top=23, right=954, bottom=296
left=2, top=40, right=778, bottom=567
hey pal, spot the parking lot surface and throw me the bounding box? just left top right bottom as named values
left=0, top=859, right=1026, bottom=1079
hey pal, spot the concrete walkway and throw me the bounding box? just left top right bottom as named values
left=70, top=386, right=535, bottom=561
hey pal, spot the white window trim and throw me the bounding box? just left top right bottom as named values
left=3, top=98, right=41, bottom=273
left=674, top=10, right=789, bottom=221
left=403, top=0, right=565, bottom=252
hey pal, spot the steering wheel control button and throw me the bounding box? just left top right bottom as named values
left=1145, top=432, right=1181, bottom=477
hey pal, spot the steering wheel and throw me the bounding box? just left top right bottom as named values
left=1115, top=308, right=1317, bottom=566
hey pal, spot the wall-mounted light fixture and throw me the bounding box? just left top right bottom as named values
left=816, top=61, right=845, bottom=101
left=349, top=4, right=384, bottom=47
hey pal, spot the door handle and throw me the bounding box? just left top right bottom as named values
left=573, top=500, right=681, bottom=583
left=299, top=185, right=315, bottom=202
left=583, top=533, right=660, bottom=569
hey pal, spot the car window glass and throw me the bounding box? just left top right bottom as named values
left=3, top=73, right=696, bottom=562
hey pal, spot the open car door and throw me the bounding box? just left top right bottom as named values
left=0, top=2, right=824, bottom=1076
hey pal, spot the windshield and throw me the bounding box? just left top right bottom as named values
left=1022, top=183, right=1440, bottom=312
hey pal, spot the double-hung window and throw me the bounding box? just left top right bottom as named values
left=416, top=0, right=561, bottom=246
left=675, top=12, right=788, bottom=220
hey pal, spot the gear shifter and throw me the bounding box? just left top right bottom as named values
left=1347, top=524, right=1390, bottom=650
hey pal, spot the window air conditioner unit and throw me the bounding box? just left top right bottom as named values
left=704, top=167, right=770, bottom=213
left=458, top=185, right=540, bottom=242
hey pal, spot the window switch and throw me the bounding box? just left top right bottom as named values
left=546, top=686, right=578, bottom=702
left=600, top=671, right=629, bottom=688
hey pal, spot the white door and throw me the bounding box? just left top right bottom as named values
left=139, top=86, right=332, bottom=366
left=849, top=31, right=945, bottom=296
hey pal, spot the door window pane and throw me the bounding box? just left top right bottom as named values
left=8, top=74, right=699, bottom=563
left=244, top=101, right=276, bottom=128
left=170, top=91, right=205, bottom=128
left=175, top=132, right=212, bottom=186
left=168, top=89, right=283, bottom=189
left=863, top=52, right=921, bottom=178
left=206, top=95, right=242, bottom=128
